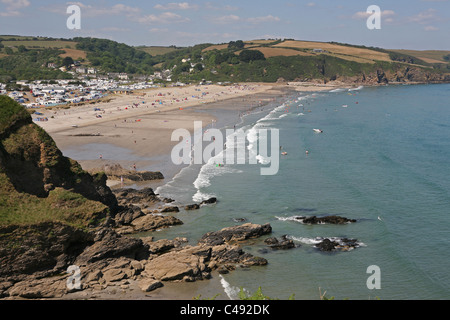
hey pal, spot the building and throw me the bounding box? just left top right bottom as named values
left=76, top=67, right=87, bottom=74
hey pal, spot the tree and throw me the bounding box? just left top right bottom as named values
left=62, top=56, right=74, bottom=68
left=444, top=54, right=450, bottom=62
left=239, top=50, right=265, bottom=63
left=17, top=45, right=27, bottom=53
left=228, top=40, right=245, bottom=50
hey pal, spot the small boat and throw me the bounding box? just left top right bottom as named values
left=281, top=152, right=288, bottom=156
left=313, top=129, right=323, bottom=133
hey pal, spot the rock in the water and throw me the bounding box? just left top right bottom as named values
left=199, top=223, right=272, bottom=246
left=184, top=204, right=200, bottom=211
left=264, top=235, right=296, bottom=250
left=200, top=197, right=217, bottom=205
left=297, top=215, right=357, bottom=225
left=315, top=237, right=360, bottom=252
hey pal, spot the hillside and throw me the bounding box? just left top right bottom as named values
left=1, top=35, right=449, bottom=84
left=0, top=95, right=117, bottom=227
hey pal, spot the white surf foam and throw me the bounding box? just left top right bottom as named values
left=220, top=275, right=241, bottom=300
left=348, top=86, right=364, bottom=91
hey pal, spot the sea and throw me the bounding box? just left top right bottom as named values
left=151, top=83, right=450, bottom=300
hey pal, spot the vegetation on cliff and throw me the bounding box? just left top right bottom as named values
left=0, top=96, right=115, bottom=229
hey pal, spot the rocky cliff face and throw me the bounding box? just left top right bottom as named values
left=0, top=96, right=117, bottom=210
left=327, top=65, right=450, bottom=85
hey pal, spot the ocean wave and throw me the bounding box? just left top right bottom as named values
left=220, top=275, right=241, bottom=300
left=275, top=215, right=322, bottom=224
left=289, top=236, right=366, bottom=248
left=329, top=88, right=348, bottom=93
left=348, top=86, right=364, bottom=91
left=192, top=190, right=216, bottom=203
left=256, top=154, right=270, bottom=165
left=192, top=129, right=245, bottom=202
left=275, top=215, right=304, bottom=222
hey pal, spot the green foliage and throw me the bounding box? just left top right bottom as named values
left=444, top=54, right=450, bottom=62
left=239, top=50, right=266, bottom=63
left=388, top=52, right=428, bottom=66
left=0, top=47, right=71, bottom=80
left=62, top=56, right=74, bottom=68
left=0, top=96, right=31, bottom=136
left=228, top=40, right=245, bottom=50
left=74, top=37, right=155, bottom=74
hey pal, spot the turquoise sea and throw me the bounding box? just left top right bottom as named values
left=153, top=83, right=450, bottom=300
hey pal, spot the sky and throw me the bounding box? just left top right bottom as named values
left=1, top=0, right=449, bottom=50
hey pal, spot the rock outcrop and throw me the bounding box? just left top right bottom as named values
left=0, top=223, right=272, bottom=298
left=315, top=238, right=361, bottom=252
left=295, top=215, right=357, bottom=225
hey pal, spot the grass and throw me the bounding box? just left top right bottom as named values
left=59, top=48, right=87, bottom=60
left=0, top=97, right=109, bottom=229
left=391, top=49, right=450, bottom=64
left=274, top=40, right=392, bottom=62
left=0, top=181, right=108, bottom=228
left=0, top=96, right=31, bottom=135
left=240, top=47, right=314, bottom=58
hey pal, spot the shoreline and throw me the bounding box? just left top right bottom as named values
left=37, top=82, right=350, bottom=300
left=39, top=83, right=313, bottom=187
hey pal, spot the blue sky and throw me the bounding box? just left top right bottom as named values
left=1, top=0, right=449, bottom=50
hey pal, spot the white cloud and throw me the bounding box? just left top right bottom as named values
left=214, top=14, right=241, bottom=24
left=407, top=8, right=440, bottom=24
left=41, top=2, right=141, bottom=18
left=149, top=28, right=169, bottom=33
left=424, top=25, right=439, bottom=31
left=352, top=9, right=396, bottom=20
left=204, top=2, right=238, bottom=11
left=213, top=14, right=280, bottom=25
left=154, top=2, right=198, bottom=10
left=137, top=12, right=190, bottom=24
left=247, top=15, right=280, bottom=24
left=0, top=0, right=30, bottom=16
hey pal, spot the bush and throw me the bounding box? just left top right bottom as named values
left=239, top=50, right=266, bottom=63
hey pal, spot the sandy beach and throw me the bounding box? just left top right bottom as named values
left=36, top=82, right=341, bottom=184
left=37, top=83, right=270, bottom=172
